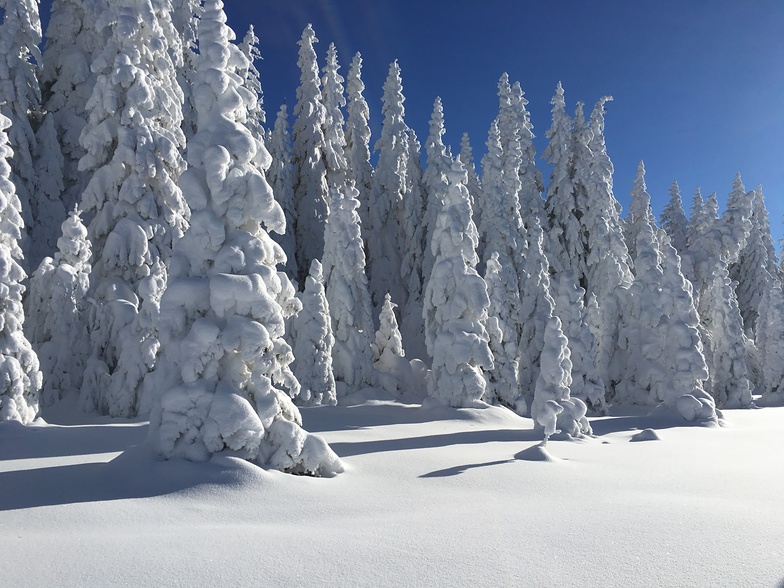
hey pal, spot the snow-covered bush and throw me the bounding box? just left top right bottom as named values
left=372, top=293, right=409, bottom=395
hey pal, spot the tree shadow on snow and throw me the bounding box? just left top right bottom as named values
left=0, top=444, right=259, bottom=512
left=0, top=420, right=147, bottom=460
left=588, top=409, right=715, bottom=437
left=328, top=427, right=543, bottom=458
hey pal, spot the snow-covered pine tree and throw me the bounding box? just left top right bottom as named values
left=345, top=52, right=374, bottom=242
left=267, top=105, right=298, bottom=281
left=731, top=187, right=777, bottom=335
left=292, top=24, right=329, bottom=288
left=624, top=161, right=656, bottom=266
left=368, top=61, right=407, bottom=313
left=238, top=24, right=265, bottom=138
left=424, top=159, right=493, bottom=408
left=78, top=0, right=189, bottom=418
left=321, top=42, right=348, bottom=192
left=531, top=316, right=591, bottom=439
left=0, top=0, right=47, bottom=267
left=25, top=208, right=91, bottom=407
left=421, top=97, right=453, bottom=288
left=400, top=129, right=428, bottom=360
left=483, top=252, right=522, bottom=413
left=40, top=0, right=107, bottom=214
left=150, top=0, right=341, bottom=476
left=322, top=184, right=375, bottom=394
left=553, top=271, right=605, bottom=414
left=661, top=180, right=689, bottom=256
left=459, top=131, right=481, bottom=222
left=171, top=0, right=201, bottom=142
left=372, top=293, right=408, bottom=395
left=293, top=260, right=337, bottom=407
left=510, top=79, right=544, bottom=223
left=0, top=112, right=41, bottom=423
left=517, top=216, right=556, bottom=412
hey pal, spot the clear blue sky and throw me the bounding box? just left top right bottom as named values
left=224, top=0, right=784, bottom=247
left=37, top=1, right=784, bottom=246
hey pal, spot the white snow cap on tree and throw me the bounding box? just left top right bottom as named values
left=0, top=112, right=41, bottom=424
left=322, top=183, right=375, bottom=394
left=424, top=158, right=493, bottom=408
left=292, top=24, right=329, bottom=288
left=26, top=208, right=92, bottom=408
left=293, top=260, right=337, bottom=407
left=531, top=316, right=591, bottom=440
left=149, top=1, right=341, bottom=476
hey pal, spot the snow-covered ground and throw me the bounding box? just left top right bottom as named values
left=2, top=395, right=783, bottom=587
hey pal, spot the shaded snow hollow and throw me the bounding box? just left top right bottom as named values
left=1, top=397, right=783, bottom=588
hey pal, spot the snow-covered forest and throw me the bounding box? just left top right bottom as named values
left=2, top=0, right=784, bottom=481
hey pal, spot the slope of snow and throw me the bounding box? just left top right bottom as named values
left=1, top=397, right=783, bottom=587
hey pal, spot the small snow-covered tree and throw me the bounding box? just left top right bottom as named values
left=292, top=24, right=329, bottom=288
left=368, top=61, right=408, bottom=312
left=424, top=159, right=493, bottom=407
left=293, top=260, right=336, bottom=407
left=267, top=105, right=297, bottom=281
left=345, top=52, right=374, bottom=241
left=553, top=271, right=605, bottom=414
left=150, top=1, right=341, bottom=476
left=372, top=293, right=407, bottom=395
left=25, top=208, right=91, bottom=407
left=483, top=252, right=522, bottom=413
left=531, top=316, right=591, bottom=440
left=0, top=112, right=40, bottom=423
left=78, top=0, right=189, bottom=418
left=322, top=184, right=375, bottom=393
left=661, top=180, right=689, bottom=256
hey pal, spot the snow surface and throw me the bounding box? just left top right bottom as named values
left=2, top=396, right=783, bottom=587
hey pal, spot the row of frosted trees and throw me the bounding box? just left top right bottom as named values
left=1, top=2, right=783, bottom=475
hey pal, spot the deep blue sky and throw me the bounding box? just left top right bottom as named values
left=37, top=0, right=784, bottom=246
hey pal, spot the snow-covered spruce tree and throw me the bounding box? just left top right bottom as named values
left=699, top=261, right=754, bottom=409
left=292, top=24, right=329, bottom=288
left=757, top=280, right=784, bottom=405
left=661, top=180, right=689, bottom=257
left=293, top=260, right=337, bottom=407
left=531, top=316, right=591, bottom=440
left=345, top=52, right=374, bottom=242
left=459, top=132, right=481, bottom=222
left=76, top=0, right=189, bottom=418
left=510, top=79, right=544, bottom=223
left=421, top=97, right=454, bottom=288
left=25, top=208, right=91, bottom=408
left=150, top=1, right=341, bottom=475
left=399, top=130, right=427, bottom=360
left=77, top=0, right=189, bottom=418
left=615, top=196, right=718, bottom=422
left=0, top=112, right=41, bottom=423
left=517, top=216, right=556, bottom=412
left=40, top=0, right=107, bottom=213
left=372, top=293, right=407, bottom=395
left=321, top=42, right=348, bottom=192
left=0, top=0, right=47, bottom=267
left=322, top=184, right=375, bottom=394
left=237, top=24, right=265, bottom=139
left=553, top=271, right=605, bottom=414
left=623, top=161, right=657, bottom=266
left=267, top=105, right=298, bottom=282
left=477, top=119, right=504, bottom=266
left=368, top=61, right=407, bottom=313
left=424, top=159, right=493, bottom=408
left=483, top=252, right=522, bottom=413
left=731, top=187, right=777, bottom=335
left=171, top=0, right=200, bottom=142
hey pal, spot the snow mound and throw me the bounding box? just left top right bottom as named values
left=630, top=428, right=660, bottom=442
left=514, top=442, right=559, bottom=462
